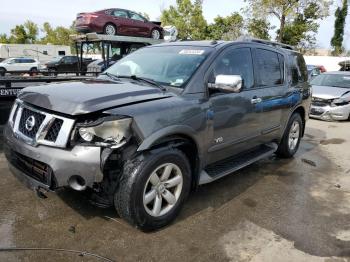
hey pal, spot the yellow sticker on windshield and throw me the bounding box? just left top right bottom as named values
left=179, top=50, right=205, bottom=55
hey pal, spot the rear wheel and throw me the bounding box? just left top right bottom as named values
left=29, top=67, right=38, bottom=76
left=104, top=24, right=117, bottom=35
left=151, top=29, right=161, bottom=39
left=276, top=113, right=303, bottom=158
left=114, top=148, right=191, bottom=231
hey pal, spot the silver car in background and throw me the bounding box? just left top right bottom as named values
left=310, top=72, right=350, bottom=121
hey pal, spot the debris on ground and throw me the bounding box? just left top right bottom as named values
left=301, top=158, right=317, bottom=167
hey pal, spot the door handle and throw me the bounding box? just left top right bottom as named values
left=251, top=97, right=262, bottom=104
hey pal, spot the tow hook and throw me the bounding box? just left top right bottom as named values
left=36, top=187, right=48, bottom=199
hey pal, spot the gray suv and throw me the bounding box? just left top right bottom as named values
left=4, top=39, right=311, bottom=230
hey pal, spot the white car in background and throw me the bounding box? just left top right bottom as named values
left=0, top=57, right=40, bottom=76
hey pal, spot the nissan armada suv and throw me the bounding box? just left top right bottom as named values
left=4, top=39, right=311, bottom=231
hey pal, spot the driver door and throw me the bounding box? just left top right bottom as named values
left=207, top=47, right=263, bottom=164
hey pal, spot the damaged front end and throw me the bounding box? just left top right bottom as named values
left=70, top=115, right=140, bottom=207
left=4, top=99, right=140, bottom=206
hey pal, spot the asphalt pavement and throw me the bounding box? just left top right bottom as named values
left=0, top=119, right=349, bottom=262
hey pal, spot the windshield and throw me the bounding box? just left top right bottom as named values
left=104, top=46, right=212, bottom=88
left=311, top=74, right=350, bottom=88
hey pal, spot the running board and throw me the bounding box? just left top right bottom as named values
left=199, top=143, right=278, bottom=185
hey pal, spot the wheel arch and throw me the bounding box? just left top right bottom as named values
left=292, top=106, right=306, bottom=136
left=137, top=126, right=202, bottom=189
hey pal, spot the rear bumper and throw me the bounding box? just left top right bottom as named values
left=310, top=104, right=350, bottom=121
left=75, top=24, right=102, bottom=34
left=3, top=124, right=103, bottom=190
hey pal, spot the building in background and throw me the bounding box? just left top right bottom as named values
left=0, top=44, right=71, bottom=63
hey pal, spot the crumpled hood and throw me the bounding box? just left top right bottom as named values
left=312, top=85, right=350, bottom=100
left=19, top=79, right=173, bottom=115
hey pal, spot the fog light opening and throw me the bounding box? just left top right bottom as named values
left=68, top=175, right=87, bottom=191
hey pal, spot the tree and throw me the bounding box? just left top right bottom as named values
left=7, top=20, right=39, bottom=44
left=207, top=13, right=244, bottom=40
left=0, top=34, right=9, bottom=43
left=247, top=18, right=271, bottom=39
left=24, top=20, right=39, bottom=44
left=245, top=0, right=332, bottom=44
left=161, top=0, right=207, bottom=40
left=40, top=22, right=76, bottom=46
left=9, top=25, right=27, bottom=44
left=331, top=0, right=348, bottom=55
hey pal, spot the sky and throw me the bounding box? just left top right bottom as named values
left=0, top=0, right=349, bottom=49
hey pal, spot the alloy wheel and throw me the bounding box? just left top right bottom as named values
left=105, top=25, right=116, bottom=35
left=288, top=121, right=300, bottom=151
left=151, top=30, right=160, bottom=39
left=143, top=163, right=183, bottom=217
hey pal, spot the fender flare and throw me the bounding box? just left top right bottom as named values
left=137, top=125, right=202, bottom=155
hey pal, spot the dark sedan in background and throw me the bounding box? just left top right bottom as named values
left=75, top=8, right=163, bottom=39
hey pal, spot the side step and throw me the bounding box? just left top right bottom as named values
left=199, top=143, right=278, bottom=185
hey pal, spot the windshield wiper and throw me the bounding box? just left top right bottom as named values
left=119, top=75, right=166, bottom=91
left=101, top=72, right=121, bottom=82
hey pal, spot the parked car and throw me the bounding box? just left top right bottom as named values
left=339, top=60, right=350, bottom=71
left=4, top=39, right=311, bottom=231
left=307, top=65, right=321, bottom=81
left=317, top=65, right=327, bottom=73
left=310, top=72, right=350, bottom=121
left=0, top=57, right=40, bottom=76
left=75, top=9, right=163, bottom=39
left=42, top=56, right=93, bottom=74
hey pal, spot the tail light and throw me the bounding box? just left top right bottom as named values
left=77, top=13, right=98, bottom=23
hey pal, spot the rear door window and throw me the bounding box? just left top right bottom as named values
left=113, top=10, right=129, bottom=18
left=129, top=12, right=146, bottom=22
left=255, top=49, right=283, bottom=86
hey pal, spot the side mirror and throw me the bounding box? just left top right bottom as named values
left=210, top=75, right=243, bottom=93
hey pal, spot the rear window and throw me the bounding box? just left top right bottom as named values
left=255, top=49, right=284, bottom=86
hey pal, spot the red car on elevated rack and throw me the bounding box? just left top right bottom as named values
left=75, top=8, right=163, bottom=39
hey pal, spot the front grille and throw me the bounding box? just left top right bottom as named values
left=45, top=119, right=63, bottom=142
left=10, top=150, right=54, bottom=186
left=11, top=100, right=75, bottom=148
left=18, top=107, right=46, bottom=138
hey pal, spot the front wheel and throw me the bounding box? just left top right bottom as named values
left=114, top=148, right=191, bottom=231
left=276, top=113, right=303, bottom=158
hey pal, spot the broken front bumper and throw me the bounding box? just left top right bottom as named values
left=3, top=124, right=103, bottom=191
left=310, top=104, right=350, bottom=121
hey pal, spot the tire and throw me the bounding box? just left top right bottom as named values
left=0, top=67, right=6, bottom=77
left=151, top=29, right=161, bottom=39
left=114, top=148, right=191, bottom=231
left=104, top=23, right=117, bottom=35
left=29, top=67, right=38, bottom=76
left=276, top=113, right=303, bottom=158
left=48, top=68, right=57, bottom=76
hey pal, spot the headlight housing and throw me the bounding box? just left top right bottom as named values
left=75, top=117, right=132, bottom=148
left=331, top=97, right=350, bottom=107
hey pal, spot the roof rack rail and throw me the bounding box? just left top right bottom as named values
left=237, top=36, right=295, bottom=50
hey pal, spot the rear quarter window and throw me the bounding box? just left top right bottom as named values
left=290, top=53, right=308, bottom=84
